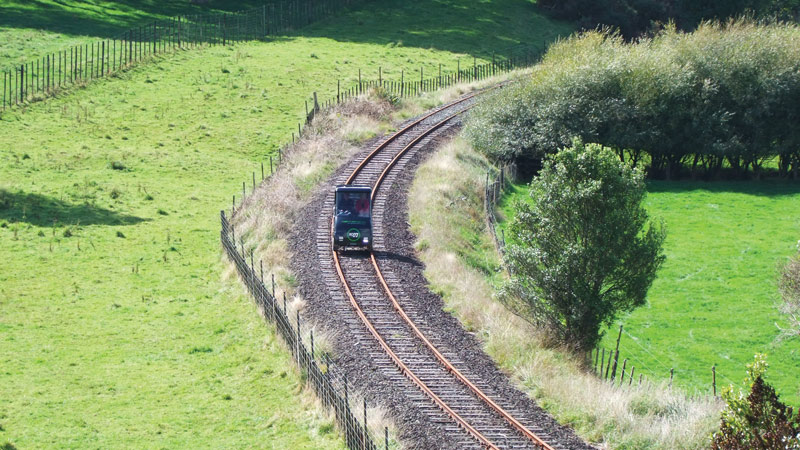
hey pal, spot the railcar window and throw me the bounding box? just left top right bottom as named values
left=336, top=191, right=370, bottom=217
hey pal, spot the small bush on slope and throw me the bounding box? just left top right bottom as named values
left=712, top=354, right=800, bottom=449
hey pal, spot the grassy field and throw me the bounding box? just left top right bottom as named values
left=0, top=1, right=573, bottom=447
left=496, top=179, right=800, bottom=406
left=0, top=0, right=272, bottom=69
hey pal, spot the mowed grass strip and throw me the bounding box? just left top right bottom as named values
left=496, top=180, right=800, bottom=405
left=0, top=2, right=573, bottom=446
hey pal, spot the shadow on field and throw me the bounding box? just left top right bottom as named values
left=2, top=0, right=573, bottom=60
left=646, top=180, right=800, bottom=198
left=0, top=0, right=268, bottom=40
left=0, top=189, right=147, bottom=227
left=297, top=0, right=572, bottom=58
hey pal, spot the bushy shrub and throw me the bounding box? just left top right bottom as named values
left=500, top=140, right=665, bottom=351
left=711, top=354, right=800, bottom=449
left=465, top=21, right=800, bottom=180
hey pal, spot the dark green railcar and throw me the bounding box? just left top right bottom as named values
left=332, top=185, right=372, bottom=251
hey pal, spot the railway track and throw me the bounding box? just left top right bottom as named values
left=313, top=89, right=567, bottom=449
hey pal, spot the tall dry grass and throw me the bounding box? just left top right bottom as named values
left=408, top=136, right=722, bottom=449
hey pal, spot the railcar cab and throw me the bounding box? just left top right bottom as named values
left=333, top=185, right=373, bottom=251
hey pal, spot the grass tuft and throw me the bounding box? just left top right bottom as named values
left=109, top=161, right=127, bottom=171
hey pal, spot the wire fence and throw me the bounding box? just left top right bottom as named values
left=485, top=168, right=723, bottom=398
left=222, top=210, right=387, bottom=450
left=303, top=43, right=547, bottom=124
left=1, top=0, right=361, bottom=110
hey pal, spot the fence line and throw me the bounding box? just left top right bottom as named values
left=221, top=210, right=385, bottom=450
left=1, top=0, right=361, bottom=110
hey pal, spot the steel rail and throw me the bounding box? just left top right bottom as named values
left=333, top=88, right=554, bottom=449
left=332, top=250, right=498, bottom=450
left=365, top=105, right=555, bottom=450
left=344, top=90, right=483, bottom=185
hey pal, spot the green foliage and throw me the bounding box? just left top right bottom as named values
left=501, top=140, right=665, bottom=351
left=537, top=0, right=669, bottom=37
left=711, top=354, right=800, bottom=449
left=779, top=247, right=800, bottom=340
left=466, top=21, right=800, bottom=180
left=538, top=0, right=800, bottom=37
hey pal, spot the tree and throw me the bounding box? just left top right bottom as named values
left=500, top=140, right=666, bottom=351
left=778, top=247, right=800, bottom=340
left=712, top=354, right=800, bottom=449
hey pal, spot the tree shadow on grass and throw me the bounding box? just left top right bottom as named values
left=1, top=0, right=574, bottom=61
left=646, top=180, right=800, bottom=198
left=0, top=189, right=147, bottom=227
left=0, top=0, right=270, bottom=40
left=294, top=0, right=574, bottom=59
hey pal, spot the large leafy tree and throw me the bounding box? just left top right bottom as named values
left=501, top=140, right=665, bottom=351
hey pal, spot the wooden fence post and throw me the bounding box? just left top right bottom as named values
left=712, top=365, right=716, bottom=397
left=610, top=325, right=622, bottom=381
left=594, top=348, right=600, bottom=372
left=599, top=348, right=605, bottom=376
left=296, top=310, right=301, bottom=357
left=619, top=358, right=628, bottom=386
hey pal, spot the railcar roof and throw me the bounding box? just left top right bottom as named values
left=335, top=185, right=371, bottom=192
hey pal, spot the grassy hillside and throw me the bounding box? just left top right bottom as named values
left=496, top=180, right=800, bottom=406
left=0, top=0, right=269, bottom=69
left=0, top=1, right=573, bottom=447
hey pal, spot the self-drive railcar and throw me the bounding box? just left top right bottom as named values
left=332, top=185, right=372, bottom=251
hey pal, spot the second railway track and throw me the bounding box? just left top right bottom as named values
left=299, top=88, right=590, bottom=449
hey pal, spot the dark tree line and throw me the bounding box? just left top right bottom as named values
left=464, top=21, right=800, bottom=180
left=538, top=0, right=800, bottom=38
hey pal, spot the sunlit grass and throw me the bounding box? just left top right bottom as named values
left=497, top=179, right=800, bottom=406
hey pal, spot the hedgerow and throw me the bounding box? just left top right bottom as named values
left=464, top=20, right=800, bottom=180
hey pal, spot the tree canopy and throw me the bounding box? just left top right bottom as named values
left=464, top=21, right=800, bottom=180
left=500, top=141, right=665, bottom=351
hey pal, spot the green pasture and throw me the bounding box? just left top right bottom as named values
left=0, top=0, right=270, bottom=69
left=496, top=179, right=800, bottom=406
left=0, top=1, right=572, bottom=447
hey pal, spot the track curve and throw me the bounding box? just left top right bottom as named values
left=292, top=87, right=594, bottom=449
left=335, top=90, right=557, bottom=449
